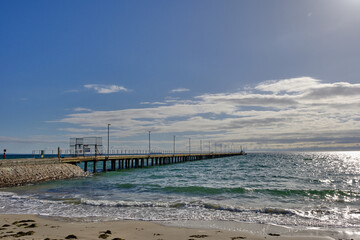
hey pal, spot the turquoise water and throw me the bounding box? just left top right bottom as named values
left=1, top=152, right=360, bottom=236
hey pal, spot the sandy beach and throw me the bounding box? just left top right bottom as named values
left=0, top=214, right=337, bottom=240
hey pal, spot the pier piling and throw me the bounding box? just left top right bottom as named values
left=59, top=152, right=246, bottom=173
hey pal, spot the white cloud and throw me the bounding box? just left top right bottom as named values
left=73, top=107, right=92, bottom=112
left=301, top=82, right=360, bottom=101
left=198, top=92, right=299, bottom=108
left=56, top=77, right=360, bottom=151
left=170, top=88, right=190, bottom=93
left=84, top=84, right=129, bottom=94
left=58, top=128, right=95, bottom=133
left=255, top=77, right=320, bottom=94
left=140, top=101, right=167, bottom=105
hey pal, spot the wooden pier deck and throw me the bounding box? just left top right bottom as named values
left=61, top=152, right=246, bottom=172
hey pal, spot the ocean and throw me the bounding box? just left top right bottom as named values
left=1, top=152, right=360, bottom=238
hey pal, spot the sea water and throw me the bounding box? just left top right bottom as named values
left=1, top=152, right=360, bottom=238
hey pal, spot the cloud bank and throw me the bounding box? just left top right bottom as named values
left=58, top=77, right=360, bottom=151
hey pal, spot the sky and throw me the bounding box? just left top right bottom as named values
left=1, top=0, right=360, bottom=153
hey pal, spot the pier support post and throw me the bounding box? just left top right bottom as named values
left=111, top=159, right=115, bottom=171
left=93, top=160, right=97, bottom=173
left=103, top=160, right=107, bottom=172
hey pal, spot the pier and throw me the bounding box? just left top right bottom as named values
left=0, top=152, right=246, bottom=187
left=61, top=152, right=246, bottom=173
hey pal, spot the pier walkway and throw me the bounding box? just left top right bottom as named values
left=61, top=152, right=246, bottom=172
left=0, top=152, right=246, bottom=173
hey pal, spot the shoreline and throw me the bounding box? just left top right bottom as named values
left=0, top=214, right=342, bottom=240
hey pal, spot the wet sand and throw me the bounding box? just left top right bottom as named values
left=0, top=214, right=336, bottom=240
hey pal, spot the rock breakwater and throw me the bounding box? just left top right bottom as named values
left=0, top=163, right=88, bottom=187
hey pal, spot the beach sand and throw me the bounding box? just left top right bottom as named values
left=0, top=214, right=336, bottom=240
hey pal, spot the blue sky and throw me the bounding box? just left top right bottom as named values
left=1, top=0, right=360, bottom=153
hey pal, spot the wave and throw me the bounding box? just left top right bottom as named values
left=202, top=203, right=295, bottom=215
left=115, top=183, right=161, bottom=189
left=80, top=199, right=183, bottom=208
left=114, top=183, right=359, bottom=199
left=80, top=198, right=295, bottom=216
left=258, top=188, right=359, bottom=199
left=0, top=191, right=16, bottom=197
left=114, top=184, right=246, bottom=195
left=1, top=191, right=359, bottom=230
left=162, top=186, right=246, bottom=195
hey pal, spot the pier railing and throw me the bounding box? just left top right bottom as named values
left=60, top=152, right=246, bottom=173
left=1, top=152, right=246, bottom=173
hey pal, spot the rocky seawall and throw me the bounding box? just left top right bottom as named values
left=0, top=163, right=88, bottom=187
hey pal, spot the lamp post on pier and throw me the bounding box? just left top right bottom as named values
left=189, top=138, right=191, bottom=155
left=107, top=124, right=111, bottom=158
left=148, top=131, right=151, bottom=155
left=173, top=135, right=176, bottom=155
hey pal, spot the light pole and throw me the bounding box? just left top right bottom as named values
left=173, top=135, right=176, bottom=155
left=148, top=131, right=151, bottom=155
left=200, top=140, right=202, bottom=154
left=189, top=138, right=191, bottom=155
left=107, top=123, right=111, bottom=158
